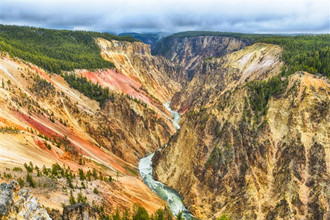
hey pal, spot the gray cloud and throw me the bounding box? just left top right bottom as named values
left=0, top=0, right=329, bottom=34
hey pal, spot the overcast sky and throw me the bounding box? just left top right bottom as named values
left=0, top=0, right=329, bottom=34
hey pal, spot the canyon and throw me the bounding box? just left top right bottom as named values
left=153, top=33, right=252, bottom=81
left=153, top=42, right=329, bottom=219
left=0, top=36, right=179, bottom=216
left=0, top=27, right=329, bottom=219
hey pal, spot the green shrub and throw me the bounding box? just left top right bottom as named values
left=78, top=168, right=86, bottom=180
left=69, top=190, right=76, bottom=205
left=24, top=162, right=34, bottom=173
left=77, top=191, right=87, bottom=203
left=218, top=214, right=230, bottom=220
left=176, top=212, right=183, bottom=220
left=92, top=168, right=98, bottom=179
left=44, top=141, right=52, bottom=150
left=0, top=126, right=20, bottom=133
left=35, top=166, right=41, bottom=177
left=67, top=176, right=74, bottom=189
left=42, top=165, right=50, bottom=176
left=3, top=172, right=12, bottom=179
left=17, top=177, right=25, bottom=188
left=51, top=163, right=63, bottom=177
left=87, top=170, right=92, bottom=181
left=12, top=167, right=23, bottom=172
left=26, top=173, right=36, bottom=188
left=132, top=206, right=149, bottom=220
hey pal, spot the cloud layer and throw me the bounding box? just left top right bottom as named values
left=1, top=0, right=329, bottom=34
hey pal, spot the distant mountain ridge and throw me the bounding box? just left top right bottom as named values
left=118, top=32, right=170, bottom=49
left=154, top=31, right=330, bottom=80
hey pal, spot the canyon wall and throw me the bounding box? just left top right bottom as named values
left=0, top=37, right=180, bottom=213
left=153, top=35, right=252, bottom=80
left=153, top=43, right=330, bottom=219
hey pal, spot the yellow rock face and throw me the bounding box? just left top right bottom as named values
left=96, top=38, right=181, bottom=103
left=153, top=43, right=329, bottom=219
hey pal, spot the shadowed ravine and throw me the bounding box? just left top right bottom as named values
left=138, top=102, right=193, bottom=219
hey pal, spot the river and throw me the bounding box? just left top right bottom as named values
left=138, top=102, right=193, bottom=219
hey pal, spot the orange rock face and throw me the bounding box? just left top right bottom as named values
left=0, top=42, right=176, bottom=214
left=80, top=69, right=151, bottom=105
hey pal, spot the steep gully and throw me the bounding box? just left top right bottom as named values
left=139, top=102, right=193, bottom=219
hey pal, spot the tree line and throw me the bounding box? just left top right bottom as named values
left=0, top=25, right=138, bottom=74
left=63, top=73, right=114, bottom=106
left=257, top=35, right=329, bottom=77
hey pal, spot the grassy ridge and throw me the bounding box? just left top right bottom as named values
left=0, top=25, right=138, bottom=74
left=158, top=31, right=330, bottom=78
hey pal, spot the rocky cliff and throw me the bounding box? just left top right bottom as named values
left=0, top=27, right=329, bottom=219
left=0, top=181, right=51, bottom=219
left=0, top=180, right=101, bottom=220
left=96, top=38, right=182, bottom=103
left=0, top=38, right=171, bottom=213
left=153, top=35, right=252, bottom=80
left=170, top=43, right=283, bottom=112
left=153, top=43, right=330, bottom=219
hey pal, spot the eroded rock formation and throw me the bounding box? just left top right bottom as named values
left=153, top=43, right=330, bottom=219
left=0, top=181, right=51, bottom=219
left=153, top=35, right=252, bottom=80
